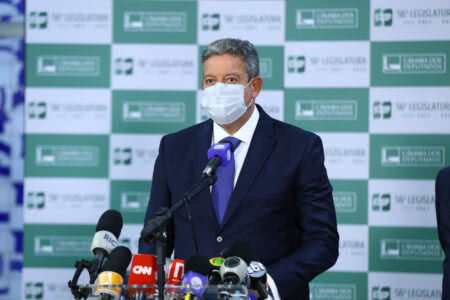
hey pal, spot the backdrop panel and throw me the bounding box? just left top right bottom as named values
left=24, top=0, right=450, bottom=299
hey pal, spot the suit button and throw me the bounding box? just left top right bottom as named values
left=216, top=236, right=223, bottom=243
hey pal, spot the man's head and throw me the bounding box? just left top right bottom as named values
left=202, top=38, right=260, bottom=82
left=201, top=38, right=263, bottom=131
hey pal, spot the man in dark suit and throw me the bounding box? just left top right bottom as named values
left=139, top=38, right=339, bottom=299
left=436, top=166, right=450, bottom=299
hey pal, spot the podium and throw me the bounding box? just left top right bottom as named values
left=79, top=284, right=251, bottom=299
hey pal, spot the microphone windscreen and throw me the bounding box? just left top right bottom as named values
left=184, top=254, right=210, bottom=275
left=96, top=209, right=123, bottom=239
left=102, top=246, right=132, bottom=277
left=222, top=239, right=256, bottom=264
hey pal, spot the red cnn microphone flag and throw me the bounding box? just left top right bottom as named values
left=127, top=254, right=158, bottom=298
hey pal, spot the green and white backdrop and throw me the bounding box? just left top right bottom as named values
left=23, top=0, right=450, bottom=299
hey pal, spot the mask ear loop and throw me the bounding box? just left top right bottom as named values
left=247, top=97, right=254, bottom=109
left=245, top=78, right=255, bottom=108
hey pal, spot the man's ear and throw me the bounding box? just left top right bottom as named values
left=251, top=76, right=263, bottom=98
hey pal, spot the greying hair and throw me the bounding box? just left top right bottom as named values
left=201, top=38, right=260, bottom=80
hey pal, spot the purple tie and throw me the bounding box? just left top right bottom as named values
left=212, top=136, right=241, bottom=224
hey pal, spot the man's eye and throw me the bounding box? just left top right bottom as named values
left=226, top=78, right=238, bottom=84
left=205, top=79, right=214, bottom=84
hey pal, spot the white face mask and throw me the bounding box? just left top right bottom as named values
left=201, top=81, right=253, bottom=125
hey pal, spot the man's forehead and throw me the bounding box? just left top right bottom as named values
left=203, top=54, right=246, bottom=76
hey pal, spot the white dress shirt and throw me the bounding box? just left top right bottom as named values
left=211, top=106, right=281, bottom=300
left=212, top=106, right=260, bottom=187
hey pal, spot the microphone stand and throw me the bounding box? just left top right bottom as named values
left=141, top=174, right=217, bottom=300
left=68, top=259, right=96, bottom=300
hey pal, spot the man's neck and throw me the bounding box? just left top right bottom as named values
left=220, top=104, right=256, bottom=135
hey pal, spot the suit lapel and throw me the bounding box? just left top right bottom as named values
left=220, top=106, right=276, bottom=229
left=193, top=120, right=219, bottom=226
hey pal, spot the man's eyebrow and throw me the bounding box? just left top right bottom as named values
left=203, top=73, right=216, bottom=78
left=203, top=73, right=242, bottom=78
left=225, top=73, right=241, bottom=78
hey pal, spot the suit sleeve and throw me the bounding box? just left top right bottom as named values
left=138, top=135, right=175, bottom=257
left=435, top=167, right=450, bottom=298
left=267, top=134, right=339, bottom=299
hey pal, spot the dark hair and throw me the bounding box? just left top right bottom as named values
left=201, top=38, right=260, bottom=79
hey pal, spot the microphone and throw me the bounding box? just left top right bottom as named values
left=223, top=239, right=269, bottom=299
left=222, top=239, right=254, bottom=264
left=219, top=256, right=248, bottom=285
left=247, top=261, right=269, bottom=300
left=208, top=257, right=224, bottom=285
left=165, top=258, right=185, bottom=285
left=201, top=257, right=224, bottom=300
left=180, top=254, right=210, bottom=299
left=127, top=254, right=158, bottom=300
left=202, top=142, right=233, bottom=178
left=90, top=210, right=123, bottom=282
left=94, top=246, right=132, bottom=300
left=165, top=258, right=185, bottom=296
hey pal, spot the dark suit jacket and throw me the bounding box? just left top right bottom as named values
left=139, top=105, right=339, bottom=299
left=436, top=166, right=450, bottom=299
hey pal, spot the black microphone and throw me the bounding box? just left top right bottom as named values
left=222, top=239, right=255, bottom=264
left=94, top=246, right=132, bottom=300
left=90, top=210, right=123, bottom=283
left=202, top=142, right=233, bottom=178
left=247, top=261, right=269, bottom=300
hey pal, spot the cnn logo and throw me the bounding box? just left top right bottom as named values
left=132, top=265, right=153, bottom=276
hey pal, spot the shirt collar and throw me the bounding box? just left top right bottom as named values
left=213, top=106, right=260, bottom=145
